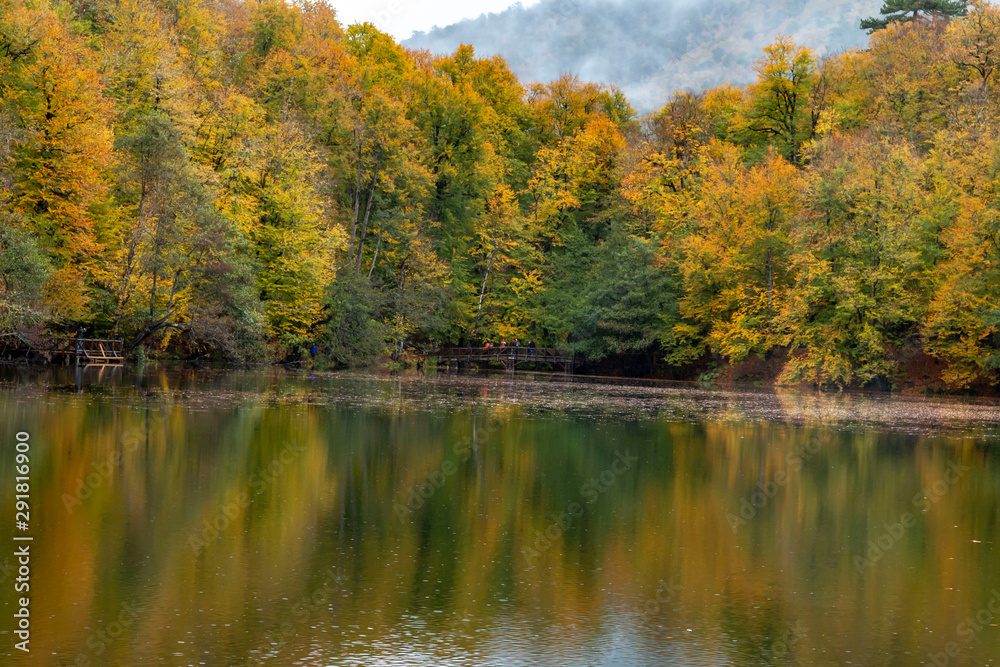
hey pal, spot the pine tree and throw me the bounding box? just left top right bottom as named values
left=861, top=0, right=968, bottom=34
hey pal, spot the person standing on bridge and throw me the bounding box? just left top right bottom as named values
left=529, top=340, right=535, bottom=356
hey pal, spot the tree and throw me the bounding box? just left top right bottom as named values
left=99, top=0, right=191, bottom=128
left=435, top=45, right=533, bottom=192
left=0, top=218, right=50, bottom=332
left=561, top=231, right=678, bottom=361
left=165, top=0, right=229, bottom=82
left=920, top=128, right=1000, bottom=388
left=778, top=135, right=925, bottom=388
left=408, top=46, right=536, bottom=341
left=469, top=184, right=524, bottom=339
left=528, top=115, right=625, bottom=246
left=858, top=14, right=956, bottom=144
left=374, top=210, right=452, bottom=357
left=1, top=0, right=113, bottom=320
left=337, top=24, right=428, bottom=276
left=221, top=112, right=342, bottom=344
left=108, top=112, right=262, bottom=357
left=922, top=193, right=1000, bottom=387
left=527, top=75, right=634, bottom=145
left=404, top=48, right=495, bottom=326
left=862, top=0, right=967, bottom=34
left=667, top=143, right=799, bottom=364
left=320, top=269, right=386, bottom=367
left=740, top=37, right=818, bottom=166
left=620, top=91, right=709, bottom=238
left=250, top=0, right=302, bottom=60
left=945, top=0, right=1000, bottom=99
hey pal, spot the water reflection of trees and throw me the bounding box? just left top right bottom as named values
left=0, top=372, right=998, bottom=665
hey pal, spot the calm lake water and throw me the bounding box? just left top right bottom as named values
left=1, top=366, right=999, bottom=666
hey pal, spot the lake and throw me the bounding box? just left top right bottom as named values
left=1, top=366, right=999, bottom=666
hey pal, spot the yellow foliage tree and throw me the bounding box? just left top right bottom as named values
left=2, top=0, right=113, bottom=320
left=669, top=142, right=800, bottom=363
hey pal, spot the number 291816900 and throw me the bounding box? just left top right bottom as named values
left=15, top=432, right=30, bottom=527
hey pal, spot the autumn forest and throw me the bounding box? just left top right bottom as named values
left=2, top=0, right=1000, bottom=390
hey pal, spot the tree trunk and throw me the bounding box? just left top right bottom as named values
left=113, top=180, right=149, bottom=337
left=368, top=229, right=382, bottom=279
left=473, top=249, right=497, bottom=338
left=349, top=139, right=363, bottom=264
left=766, top=248, right=774, bottom=314
left=354, top=151, right=382, bottom=273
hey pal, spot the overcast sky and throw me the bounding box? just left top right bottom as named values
left=331, top=0, right=541, bottom=41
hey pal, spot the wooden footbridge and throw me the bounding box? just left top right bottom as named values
left=0, top=334, right=125, bottom=366
left=440, top=347, right=574, bottom=373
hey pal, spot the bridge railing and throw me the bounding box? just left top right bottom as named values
left=54, top=337, right=125, bottom=363
left=0, top=336, right=125, bottom=364
left=441, top=346, right=569, bottom=362
left=55, top=338, right=124, bottom=352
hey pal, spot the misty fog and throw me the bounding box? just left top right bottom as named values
left=405, top=0, right=873, bottom=112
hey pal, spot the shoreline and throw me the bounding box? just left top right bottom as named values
left=4, top=355, right=998, bottom=401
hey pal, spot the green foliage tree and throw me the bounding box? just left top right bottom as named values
left=922, top=193, right=1000, bottom=387
left=560, top=231, right=678, bottom=361
left=0, top=219, right=50, bottom=332
left=467, top=184, right=528, bottom=340
left=222, top=113, right=341, bottom=344
left=861, top=0, right=967, bottom=34
left=320, top=269, right=386, bottom=367
left=739, top=37, right=818, bottom=165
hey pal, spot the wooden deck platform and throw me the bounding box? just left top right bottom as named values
left=0, top=334, right=125, bottom=366
left=440, top=347, right=574, bottom=373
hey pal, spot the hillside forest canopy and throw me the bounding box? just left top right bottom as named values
left=2, top=0, right=1000, bottom=390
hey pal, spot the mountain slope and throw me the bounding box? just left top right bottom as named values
left=406, top=0, right=874, bottom=111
